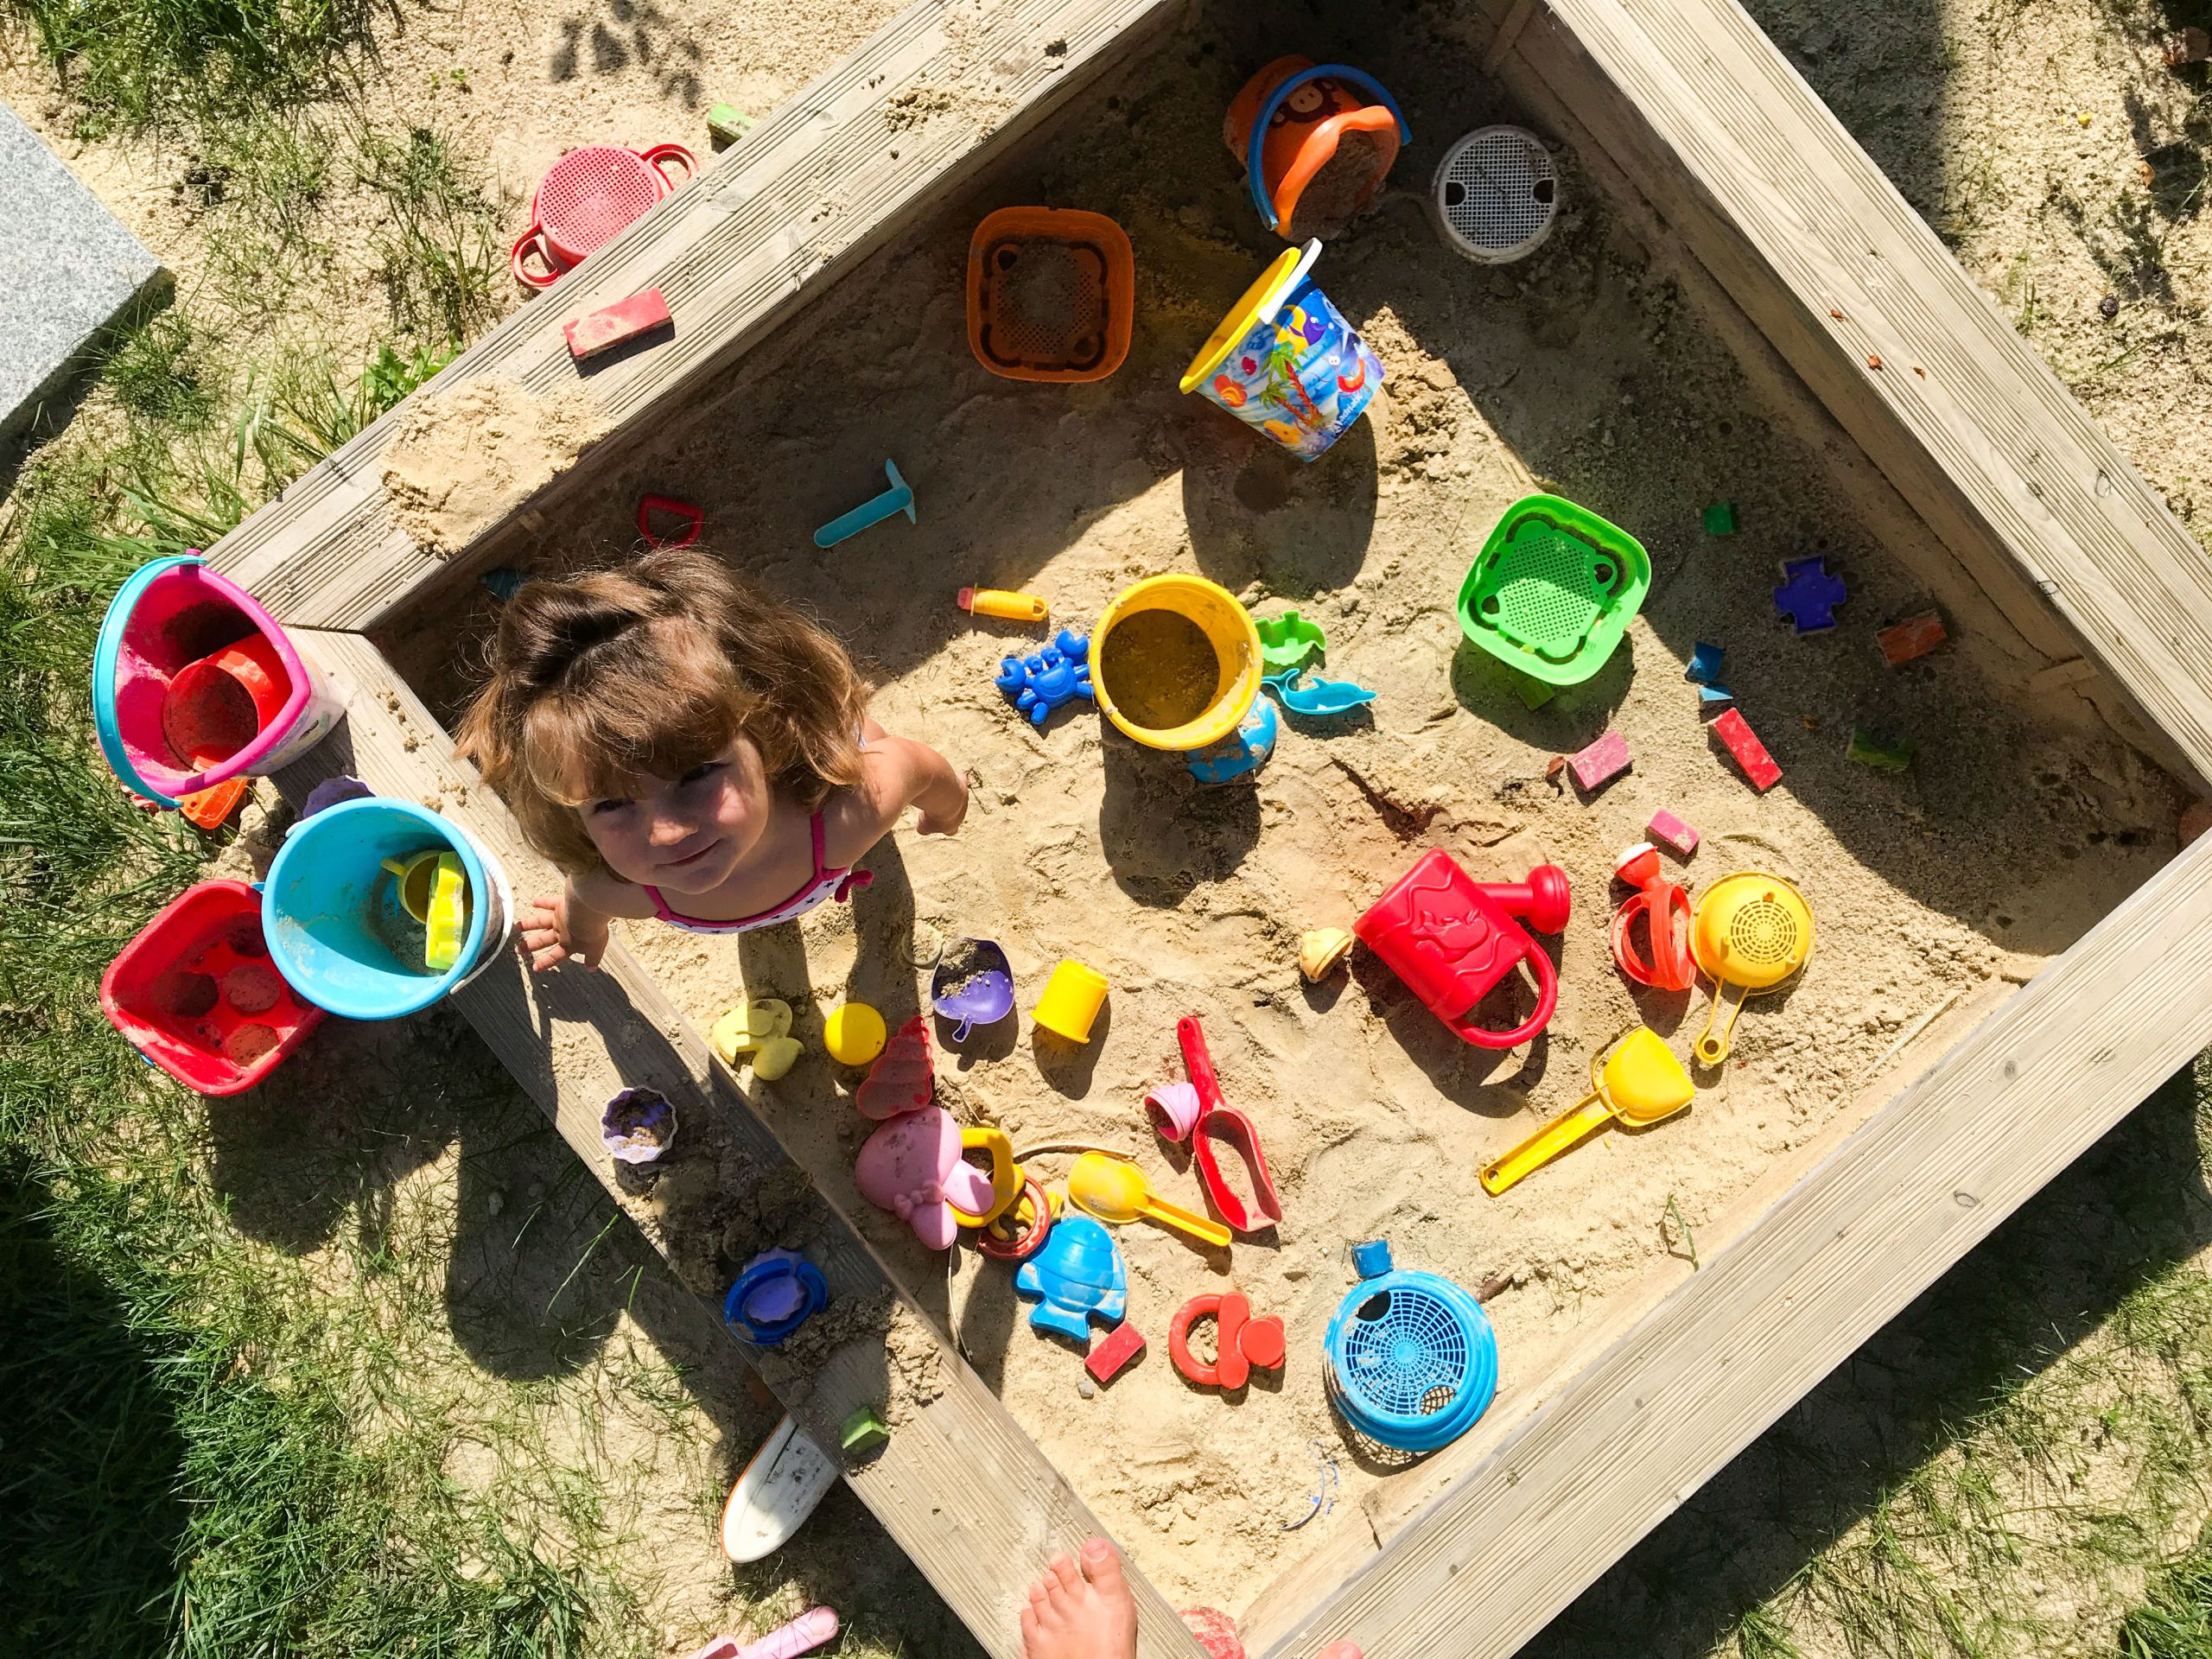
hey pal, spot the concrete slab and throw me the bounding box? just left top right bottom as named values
left=0, top=100, right=166, bottom=440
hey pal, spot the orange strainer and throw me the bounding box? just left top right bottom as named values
left=1689, top=873, right=1813, bottom=1065
left=965, top=207, right=1135, bottom=383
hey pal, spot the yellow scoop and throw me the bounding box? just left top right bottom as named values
left=1067, top=1151, right=1230, bottom=1249
left=1690, top=873, right=1815, bottom=1065
left=1479, top=1027, right=1694, bottom=1196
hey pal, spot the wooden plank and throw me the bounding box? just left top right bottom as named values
left=275, top=630, right=1206, bottom=1659
left=207, top=0, right=1185, bottom=633
left=1475, top=0, right=2212, bottom=791
left=1261, top=834, right=2212, bottom=1659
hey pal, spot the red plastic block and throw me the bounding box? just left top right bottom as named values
left=1647, top=809, right=1700, bottom=858
left=1085, top=1320, right=1146, bottom=1384
left=1567, top=729, right=1632, bottom=794
left=1712, top=709, right=1782, bottom=791
left=1877, top=610, right=1948, bottom=667
left=564, top=286, right=671, bottom=360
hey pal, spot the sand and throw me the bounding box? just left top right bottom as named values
left=355, top=0, right=2187, bottom=1628
left=381, top=378, right=611, bottom=557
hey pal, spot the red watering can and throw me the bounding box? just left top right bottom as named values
left=1354, top=850, right=1570, bottom=1049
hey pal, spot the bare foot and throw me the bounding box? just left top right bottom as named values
left=1020, top=1537, right=1139, bottom=1659
left=1319, top=1646, right=1363, bottom=1659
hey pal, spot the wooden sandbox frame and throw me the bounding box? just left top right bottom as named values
left=207, top=0, right=2212, bottom=1655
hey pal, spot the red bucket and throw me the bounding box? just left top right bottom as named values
left=101, top=880, right=324, bottom=1095
left=1353, top=850, right=1566, bottom=1049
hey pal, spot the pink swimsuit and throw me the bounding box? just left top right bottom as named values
left=643, top=811, right=872, bottom=935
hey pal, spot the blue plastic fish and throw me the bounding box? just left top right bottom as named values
left=1263, top=667, right=1376, bottom=717
left=1014, top=1214, right=1127, bottom=1341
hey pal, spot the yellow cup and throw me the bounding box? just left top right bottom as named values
left=1092, top=575, right=1263, bottom=752
left=1033, top=959, right=1109, bottom=1043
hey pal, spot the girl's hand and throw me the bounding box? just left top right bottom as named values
left=520, top=888, right=610, bottom=971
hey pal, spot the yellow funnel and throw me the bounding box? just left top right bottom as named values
left=1690, top=874, right=1814, bottom=1065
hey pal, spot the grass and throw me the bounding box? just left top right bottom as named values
left=356, top=125, right=513, bottom=346
left=13, top=0, right=372, bottom=130
left=0, top=294, right=767, bottom=1654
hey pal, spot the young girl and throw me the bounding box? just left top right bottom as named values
left=458, top=548, right=968, bottom=971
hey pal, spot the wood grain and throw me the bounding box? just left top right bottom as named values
left=275, top=630, right=1205, bottom=1659
left=207, top=0, right=1185, bottom=632
left=1484, top=0, right=2212, bottom=790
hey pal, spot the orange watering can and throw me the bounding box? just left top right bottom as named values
left=1224, top=57, right=1409, bottom=238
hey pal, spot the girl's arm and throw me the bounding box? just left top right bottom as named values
left=823, top=724, right=969, bottom=865
left=520, top=865, right=655, bottom=972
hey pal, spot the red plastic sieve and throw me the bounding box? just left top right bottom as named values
left=512, top=143, right=696, bottom=289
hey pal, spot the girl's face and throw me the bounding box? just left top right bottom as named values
left=577, top=736, right=772, bottom=893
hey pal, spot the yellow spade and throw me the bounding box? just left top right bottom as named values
left=1690, top=873, right=1815, bottom=1065
left=1067, top=1151, right=1231, bottom=1249
left=1479, top=1027, right=1694, bottom=1196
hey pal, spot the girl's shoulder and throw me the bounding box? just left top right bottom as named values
left=817, top=738, right=918, bottom=865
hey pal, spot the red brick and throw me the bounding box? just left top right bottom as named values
left=563, top=286, right=671, bottom=361
left=1568, top=729, right=1632, bottom=794
left=1085, top=1320, right=1146, bottom=1384
left=1877, top=610, right=1948, bottom=667
left=1712, top=709, right=1783, bottom=791
left=1647, top=809, right=1700, bottom=857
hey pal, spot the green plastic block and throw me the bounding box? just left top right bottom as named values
left=708, top=104, right=753, bottom=146
left=1702, top=502, right=1738, bottom=536
left=840, top=1406, right=888, bottom=1453
left=1846, top=728, right=1916, bottom=772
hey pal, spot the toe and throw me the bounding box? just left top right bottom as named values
left=1319, top=1644, right=1364, bottom=1659
left=1020, top=1605, right=1043, bottom=1656
left=1079, top=1536, right=1128, bottom=1595
left=1050, top=1551, right=1084, bottom=1594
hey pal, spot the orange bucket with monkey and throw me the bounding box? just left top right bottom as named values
left=1224, top=57, right=1409, bottom=240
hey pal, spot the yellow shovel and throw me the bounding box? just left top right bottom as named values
left=1067, top=1151, right=1231, bottom=1249
left=1479, top=1027, right=1694, bottom=1196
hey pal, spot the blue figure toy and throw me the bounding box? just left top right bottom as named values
left=1014, top=1214, right=1127, bottom=1341
left=1186, top=696, right=1278, bottom=785
left=995, top=629, right=1095, bottom=726
left=1263, top=667, right=1376, bottom=717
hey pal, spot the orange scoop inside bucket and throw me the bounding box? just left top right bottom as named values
left=1224, top=57, right=1408, bottom=239
left=162, top=633, right=293, bottom=770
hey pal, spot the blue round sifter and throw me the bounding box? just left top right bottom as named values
left=1323, top=1240, right=1498, bottom=1453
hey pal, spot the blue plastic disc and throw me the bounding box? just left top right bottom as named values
left=1324, top=1265, right=1497, bottom=1453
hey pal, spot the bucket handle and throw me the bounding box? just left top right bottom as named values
left=640, top=143, right=697, bottom=194
left=1246, top=64, right=1411, bottom=232
left=511, top=226, right=566, bottom=289
left=1445, top=944, right=1557, bottom=1050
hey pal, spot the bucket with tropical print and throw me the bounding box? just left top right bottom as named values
left=1179, top=238, right=1383, bottom=461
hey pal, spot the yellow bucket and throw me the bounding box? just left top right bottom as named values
left=1092, top=575, right=1264, bottom=752
left=1033, top=959, right=1109, bottom=1043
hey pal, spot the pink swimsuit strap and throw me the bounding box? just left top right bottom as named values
left=643, top=812, right=872, bottom=935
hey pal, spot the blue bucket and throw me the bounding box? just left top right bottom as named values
left=263, top=798, right=512, bottom=1020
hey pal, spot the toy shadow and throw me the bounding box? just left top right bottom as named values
left=1096, top=731, right=1262, bottom=907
